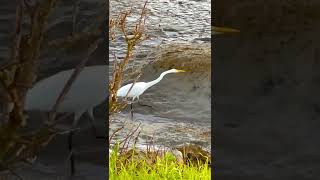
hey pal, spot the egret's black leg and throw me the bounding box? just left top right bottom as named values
left=67, top=113, right=83, bottom=177
left=130, top=103, right=134, bottom=120
left=68, top=131, right=75, bottom=176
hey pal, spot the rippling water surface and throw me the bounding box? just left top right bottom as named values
left=110, top=0, right=211, bottom=62
left=109, top=0, right=211, bottom=150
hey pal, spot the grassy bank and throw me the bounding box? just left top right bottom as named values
left=109, top=145, right=211, bottom=180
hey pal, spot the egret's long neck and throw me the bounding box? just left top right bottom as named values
left=145, top=71, right=171, bottom=89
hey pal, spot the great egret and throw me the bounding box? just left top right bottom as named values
left=24, top=65, right=107, bottom=175
left=116, top=69, right=186, bottom=117
left=117, top=69, right=186, bottom=100
left=25, top=65, right=108, bottom=127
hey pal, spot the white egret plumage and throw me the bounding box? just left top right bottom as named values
left=25, top=65, right=108, bottom=127
left=116, top=69, right=186, bottom=101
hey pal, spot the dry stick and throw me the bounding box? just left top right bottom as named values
left=156, top=144, right=165, bottom=160
left=133, top=131, right=140, bottom=148
left=124, top=72, right=141, bottom=101
left=120, top=3, right=146, bottom=74
left=109, top=52, right=128, bottom=113
left=48, top=38, right=101, bottom=123
left=110, top=52, right=119, bottom=94
left=10, top=0, right=57, bottom=128
left=0, top=0, right=24, bottom=121
left=119, top=127, right=134, bottom=149
left=71, top=0, right=79, bottom=37
left=119, top=10, right=131, bottom=40
left=125, top=123, right=141, bottom=146
left=46, top=112, right=73, bottom=128
left=124, top=122, right=141, bottom=150
left=10, top=0, right=23, bottom=64
left=147, top=132, right=155, bottom=155
left=145, top=136, right=149, bottom=153
left=119, top=123, right=141, bottom=153
left=0, top=0, right=24, bottom=162
left=2, top=0, right=63, bottom=173
left=133, top=1, right=148, bottom=39
left=109, top=125, right=125, bottom=143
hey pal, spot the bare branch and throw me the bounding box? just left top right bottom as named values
left=109, top=125, right=125, bottom=142
left=10, top=0, right=23, bottom=64
left=48, top=38, right=102, bottom=123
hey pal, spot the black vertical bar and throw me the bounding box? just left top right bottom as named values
left=105, top=0, right=110, bottom=179
left=211, top=1, right=215, bottom=180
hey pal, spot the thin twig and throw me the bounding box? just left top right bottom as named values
left=109, top=125, right=125, bottom=142
left=124, top=122, right=141, bottom=150
left=124, top=72, right=142, bottom=100
left=48, top=38, right=102, bottom=123
left=119, top=123, right=141, bottom=153
left=10, top=0, right=23, bottom=64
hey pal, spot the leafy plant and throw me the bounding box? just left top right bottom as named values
left=109, top=143, right=211, bottom=180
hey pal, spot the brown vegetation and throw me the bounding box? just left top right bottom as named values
left=0, top=0, right=103, bottom=176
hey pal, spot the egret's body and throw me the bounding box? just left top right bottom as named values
left=116, top=69, right=185, bottom=101
left=25, top=65, right=108, bottom=126
left=116, top=82, right=148, bottom=101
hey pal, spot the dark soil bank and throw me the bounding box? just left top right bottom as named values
left=214, top=0, right=320, bottom=179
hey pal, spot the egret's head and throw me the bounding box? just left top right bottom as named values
left=170, top=69, right=186, bottom=73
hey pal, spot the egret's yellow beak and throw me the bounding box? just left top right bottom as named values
left=177, top=69, right=186, bottom=73
left=212, top=26, right=240, bottom=34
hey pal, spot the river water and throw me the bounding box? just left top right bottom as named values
left=109, top=0, right=212, bottom=151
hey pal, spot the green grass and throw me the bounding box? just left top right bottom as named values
left=109, top=144, right=211, bottom=180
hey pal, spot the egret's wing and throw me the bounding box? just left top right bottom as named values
left=57, top=66, right=108, bottom=112
left=117, top=82, right=146, bottom=98
left=25, top=70, right=71, bottom=111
